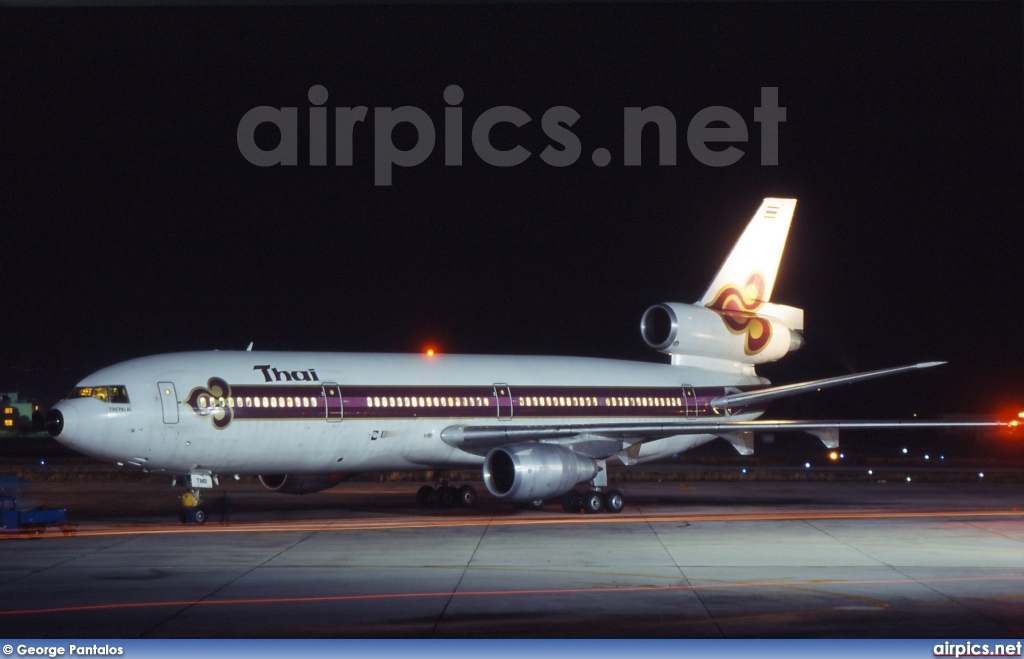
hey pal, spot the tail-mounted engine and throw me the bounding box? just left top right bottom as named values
left=641, top=302, right=804, bottom=366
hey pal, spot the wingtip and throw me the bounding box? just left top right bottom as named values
left=916, top=361, right=947, bottom=368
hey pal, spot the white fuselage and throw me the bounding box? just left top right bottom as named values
left=51, top=351, right=766, bottom=476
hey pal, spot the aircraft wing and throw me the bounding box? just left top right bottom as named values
left=440, top=418, right=1009, bottom=458
left=709, top=362, right=945, bottom=410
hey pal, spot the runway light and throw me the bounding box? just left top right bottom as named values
left=741, top=468, right=747, bottom=474
left=868, top=470, right=873, bottom=475
left=924, top=454, right=930, bottom=460
left=39, top=460, right=45, bottom=466
left=979, top=473, right=984, bottom=478
left=940, top=455, right=945, bottom=460
left=906, top=477, right=912, bottom=482
left=804, top=462, right=811, bottom=469
left=902, top=448, right=908, bottom=454
left=829, top=451, right=838, bottom=461
left=839, top=453, right=844, bottom=459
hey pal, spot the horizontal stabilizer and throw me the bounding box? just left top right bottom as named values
left=709, top=362, right=946, bottom=411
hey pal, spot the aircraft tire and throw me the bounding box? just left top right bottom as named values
left=193, top=507, right=207, bottom=524
left=456, top=485, right=477, bottom=508
left=604, top=489, right=624, bottom=514
left=582, top=490, right=604, bottom=514
left=562, top=490, right=583, bottom=513
left=417, top=485, right=437, bottom=508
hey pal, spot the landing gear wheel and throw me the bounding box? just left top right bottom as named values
left=417, top=485, right=438, bottom=508
left=603, top=489, right=624, bottom=514
left=562, top=490, right=583, bottom=514
left=524, top=499, right=544, bottom=510
left=456, top=485, right=477, bottom=508
left=582, top=490, right=604, bottom=514
left=193, top=507, right=207, bottom=524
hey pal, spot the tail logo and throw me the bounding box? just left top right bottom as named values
left=706, top=271, right=773, bottom=355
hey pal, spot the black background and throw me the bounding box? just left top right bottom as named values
left=3, top=3, right=1022, bottom=421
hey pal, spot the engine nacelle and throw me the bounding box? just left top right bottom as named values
left=258, top=473, right=344, bottom=495
left=640, top=302, right=803, bottom=365
left=483, top=442, right=600, bottom=502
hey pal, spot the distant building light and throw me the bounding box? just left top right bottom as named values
left=906, top=477, right=912, bottom=482
left=804, top=462, right=810, bottom=469
left=979, top=473, right=984, bottom=478
left=902, top=448, right=908, bottom=454
left=868, top=470, right=873, bottom=475
left=924, top=454, right=930, bottom=460
left=3, top=420, right=12, bottom=427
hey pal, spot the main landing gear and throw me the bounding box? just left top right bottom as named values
left=558, top=462, right=624, bottom=514
left=416, top=472, right=477, bottom=509
left=561, top=488, right=625, bottom=514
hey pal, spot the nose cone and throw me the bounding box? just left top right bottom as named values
left=46, top=404, right=77, bottom=442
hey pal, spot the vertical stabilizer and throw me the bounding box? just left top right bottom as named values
left=699, top=198, right=797, bottom=308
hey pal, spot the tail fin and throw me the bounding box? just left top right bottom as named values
left=699, top=198, right=797, bottom=309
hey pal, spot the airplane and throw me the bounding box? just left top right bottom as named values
left=44, top=198, right=1010, bottom=522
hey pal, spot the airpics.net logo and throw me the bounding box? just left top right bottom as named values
left=236, top=85, right=787, bottom=186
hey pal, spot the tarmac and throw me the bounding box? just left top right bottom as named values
left=0, top=479, right=1022, bottom=638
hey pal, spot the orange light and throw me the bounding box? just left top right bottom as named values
left=829, top=451, right=838, bottom=461
left=1018, top=411, right=1024, bottom=419
left=426, top=349, right=435, bottom=356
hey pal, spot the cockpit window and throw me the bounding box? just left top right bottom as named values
left=70, top=386, right=130, bottom=404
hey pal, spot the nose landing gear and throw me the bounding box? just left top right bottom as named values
left=179, top=489, right=207, bottom=524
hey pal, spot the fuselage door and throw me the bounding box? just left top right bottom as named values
left=493, top=384, right=513, bottom=421
left=158, top=382, right=179, bottom=424
left=323, top=383, right=343, bottom=422
left=682, top=385, right=697, bottom=419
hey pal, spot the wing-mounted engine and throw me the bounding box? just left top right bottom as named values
left=640, top=302, right=804, bottom=367
left=482, top=443, right=599, bottom=502
left=258, top=473, right=344, bottom=495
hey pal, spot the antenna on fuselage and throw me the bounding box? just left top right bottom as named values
left=246, top=342, right=254, bottom=352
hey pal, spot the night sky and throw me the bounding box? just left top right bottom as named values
left=2, top=2, right=1022, bottom=422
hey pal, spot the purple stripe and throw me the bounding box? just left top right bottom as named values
left=185, top=382, right=763, bottom=422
